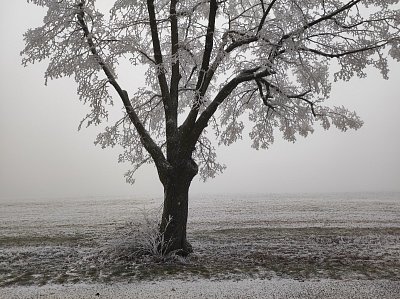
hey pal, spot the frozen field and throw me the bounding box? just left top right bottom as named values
left=0, top=192, right=399, bottom=298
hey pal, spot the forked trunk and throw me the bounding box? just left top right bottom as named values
left=159, top=159, right=197, bottom=256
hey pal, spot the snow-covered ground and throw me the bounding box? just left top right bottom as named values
left=1, top=278, right=400, bottom=299
left=2, top=192, right=399, bottom=241
left=1, top=192, right=399, bottom=297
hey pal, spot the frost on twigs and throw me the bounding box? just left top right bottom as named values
left=22, top=0, right=400, bottom=181
left=194, top=134, right=226, bottom=181
left=214, top=1, right=399, bottom=151
left=94, top=114, right=155, bottom=185
left=103, top=208, right=184, bottom=263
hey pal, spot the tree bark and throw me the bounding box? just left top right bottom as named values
left=159, top=159, right=198, bottom=256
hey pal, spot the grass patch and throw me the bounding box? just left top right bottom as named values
left=1, top=215, right=399, bottom=286
left=0, top=235, right=87, bottom=247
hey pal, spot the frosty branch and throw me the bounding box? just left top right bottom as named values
left=75, top=0, right=169, bottom=177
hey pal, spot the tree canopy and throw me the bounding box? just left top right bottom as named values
left=23, top=0, right=400, bottom=183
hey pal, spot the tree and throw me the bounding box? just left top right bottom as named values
left=23, top=0, right=400, bottom=255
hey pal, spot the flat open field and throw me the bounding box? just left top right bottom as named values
left=0, top=192, right=399, bottom=298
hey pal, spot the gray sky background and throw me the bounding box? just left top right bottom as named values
left=1, top=2, right=399, bottom=200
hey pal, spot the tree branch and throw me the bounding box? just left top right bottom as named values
left=225, top=35, right=259, bottom=53
left=146, top=0, right=171, bottom=112
left=298, top=41, right=391, bottom=58
left=279, top=0, right=363, bottom=44
left=169, top=0, right=180, bottom=127
left=187, top=67, right=273, bottom=149
left=76, top=2, right=168, bottom=172
left=257, top=0, right=278, bottom=34
left=180, top=0, right=218, bottom=135
left=270, top=0, right=364, bottom=60
left=267, top=82, right=317, bottom=117
left=304, top=0, right=363, bottom=31
left=197, top=0, right=218, bottom=91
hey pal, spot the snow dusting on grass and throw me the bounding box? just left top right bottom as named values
left=0, top=192, right=399, bottom=297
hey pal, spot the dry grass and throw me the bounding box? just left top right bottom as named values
left=1, top=193, right=399, bottom=286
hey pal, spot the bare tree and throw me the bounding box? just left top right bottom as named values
left=23, top=0, right=400, bottom=254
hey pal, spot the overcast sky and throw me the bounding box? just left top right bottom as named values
left=0, top=2, right=399, bottom=200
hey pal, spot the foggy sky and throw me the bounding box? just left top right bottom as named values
left=1, top=2, right=399, bottom=200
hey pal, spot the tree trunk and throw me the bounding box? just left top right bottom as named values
left=159, top=159, right=197, bottom=256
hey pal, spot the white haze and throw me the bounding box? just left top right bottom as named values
left=0, top=2, right=399, bottom=200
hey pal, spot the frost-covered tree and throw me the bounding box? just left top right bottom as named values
left=23, top=0, right=400, bottom=254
